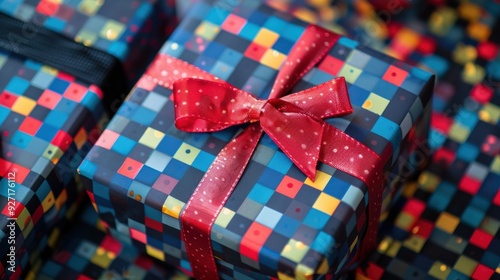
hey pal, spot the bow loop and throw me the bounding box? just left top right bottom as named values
left=173, top=76, right=351, bottom=179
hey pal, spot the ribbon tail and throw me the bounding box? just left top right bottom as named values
left=180, top=123, right=263, bottom=280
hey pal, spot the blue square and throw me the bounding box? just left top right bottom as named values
left=259, top=247, right=279, bottom=271
left=372, top=116, right=401, bottom=145
left=48, top=78, right=70, bottom=94
left=194, top=55, right=217, bottom=72
left=364, top=57, right=390, bottom=76
left=5, top=77, right=30, bottom=95
left=421, top=55, right=448, bottom=77
left=54, top=99, right=77, bottom=115
left=457, top=142, right=479, bottom=162
left=192, top=151, right=215, bottom=172
left=132, top=107, right=156, bottom=126
left=347, top=84, right=370, bottom=107
left=44, top=17, right=66, bottom=33
left=239, top=22, right=260, bottom=41
left=219, top=48, right=243, bottom=65
left=45, top=110, right=68, bottom=128
left=264, top=16, right=287, bottom=33
left=255, top=206, right=283, bottom=228
left=355, top=72, right=379, bottom=92
left=164, top=159, right=189, bottom=180
left=281, top=23, right=304, bottom=42
left=247, top=10, right=267, bottom=25
left=460, top=206, right=484, bottom=227
left=211, top=61, right=235, bottom=80
left=206, top=7, right=229, bottom=25
left=36, top=123, right=58, bottom=142
left=274, top=215, right=300, bottom=238
left=257, top=168, right=284, bottom=190
left=303, top=209, right=329, bottom=230
left=373, top=79, right=398, bottom=100
left=109, top=41, right=128, bottom=61
left=67, top=255, right=87, bottom=271
left=267, top=151, right=292, bottom=174
left=428, top=182, right=455, bottom=211
left=338, top=37, right=358, bottom=48
left=272, top=37, right=294, bottom=54
left=157, top=135, right=182, bottom=156
left=204, top=41, right=225, bottom=59
left=112, top=136, right=137, bottom=155
left=323, top=177, right=350, bottom=199
left=310, top=231, right=334, bottom=255
left=248, top=184, right=273, bottom=205
left=39, top=261, right=62, bottom=278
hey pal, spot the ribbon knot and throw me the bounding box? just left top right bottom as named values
left=173, top=77, right=352, bottom=180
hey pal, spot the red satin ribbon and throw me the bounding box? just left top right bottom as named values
left=141, top=25, right=390, bottom=279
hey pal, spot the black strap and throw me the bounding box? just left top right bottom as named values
left=0, top=12, right=128, bottom=112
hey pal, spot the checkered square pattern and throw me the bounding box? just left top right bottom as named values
left=36, top=203, right=191, bottom=280
left=357, top=81, right=500, bottom=280
left=79, top=1, right=434, bottom=279
left=0, top=51, right=103, bottom=279
left=0, top=0, right=175, bottom=82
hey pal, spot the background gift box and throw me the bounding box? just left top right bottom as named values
left=79, top=0, right=435, bottom=279
left=37, top=201, right=191, bottom=280
left=0, top=0, right=175, bottom=278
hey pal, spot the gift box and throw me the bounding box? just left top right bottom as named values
left=79, top=1, right=434, bottom=278
left=36, top=202, right=191, bottom=280
left=0, top=1, right=174, bottom=278
left=356, top=83, right=500, bottom=280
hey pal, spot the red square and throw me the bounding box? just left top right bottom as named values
left=36, top=0, right=59, bottom=16
left=51, top=130, right=73, bottom=152
left=432, top=148, right=455, bottom=166
left=100, top=235, right=122, bottom=254
left=244, top=42, right=267, bottom=61
left=130, top=228, right=147, bottom=243
left=470, top=229, right=493, bottom=249
left=64, top=83, right=88, bottom=102
left=493, top=189, right=500, bottom=206
left=38, top=90, right=62, bottom=109
left=416, top=36, right=436, bottom=55
left=53, top=250, right=72, bottom=264
left=276, top=176, right=303, bottom=198
left=240, top=222, right=272, bottom=261
left=472, top=264, right=495, bottom=279
left=145, top=217, right=163, bottom=232
left=431, top=112, right=453, bottom=134
left=221, top=14, right=247, bottom=34
left=117, top=158, right=143, bottom=179
left=135, top=255, right=154, bottom=270
left=10, top=164, right=30, bottom=184
left=413, top=219, right=434, bottom=239
left=477, top=41, right=499, bottom=61
left=57, top=71, right=75, bottom=82
left=458, top=176, right=481, bottom=195
left=402, top=198, right=426, bottom=218
left=0, top=158, right=13, bottom=177
left=0, top=91, right=18, bottom=108
left=18, top=117, right=42, bottom=136
left=382, top=65, right=408, bottom=86
left=471, top=83, right=494, bottom=104
left=76, top=276, right=93, bottom=280
left=318, top=56, right=344, bottom=76
left=31, top=204, right=45, bottom=224
left=362, top=263, right=384, bottom=280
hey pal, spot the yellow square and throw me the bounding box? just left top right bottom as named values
left=41, top=191, right=56, bottom=212
left=403, top=235, right=426, bottom=252
left=436, top=212, right=460, bottom=233
left=91, top=247, right=114, bottom=268
left=18, top=207, right=33, bottom=234
left=195, top=21, right=220, bottom=40
left=215, top=207, right=235, bottom=228
left=386, top=241, right=401, bottom=258
left=454, top=255, right=478, bottom=276
left=260, top=49, right=286, bottom=70
left=491, top=156, right=500, bottom=174
left=54, top=188, right=67, bottom=210
left=173, top=142, right=200, bottom=165
left=304, top=171, right=331, bottom=191
left=100, top=20, right=125, bottom=41
left=467, top=21, right=490, bottom=42
left=338, top=64, right=362, bottom=84
left=41, top=65, right=58, bottom=75
left=418, top=171, right=440, bottom=192
left=479, top=103, right=500, bottom=124
left=429, top=262, right=451, bottom=279
left=448, top=123, right=469, bottom=143
left=75, top=30, right=98, bottom=46
left=78, top=0, right=104, bottom=15
left=139, top=127, right=165, bottom=149
left=162, top=196, right=185, bottom=219
left=281, top=239, right=309, bottom=263
left=312, top=193, right=340, bottom=215
left=362, top=93, right=390, bottom=115
left=42, top=144, right=64, bottom=164
left=277, top=273, right=295, bottom=280
left=48, top=228, right=60, bottom=248
left=395, top=212, right=416, bottom=231
left=254, top=28, right=279, bottom=48
left=295, top=264, right=314, bottom=280
left=394, top=28, right=419, bottom=49
left=146, top=245, right=165, bottom=261
left=12, top=96, right=36, bottom=115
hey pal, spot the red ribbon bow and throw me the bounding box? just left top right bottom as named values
left=174, top=77, right=352, bottom=179
left=141, top=24, right=389, bottom=279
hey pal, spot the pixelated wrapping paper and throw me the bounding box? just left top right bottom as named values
left=0, top=0, right=175, bottom=278
left=79, top=1, right=434, bottom=279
